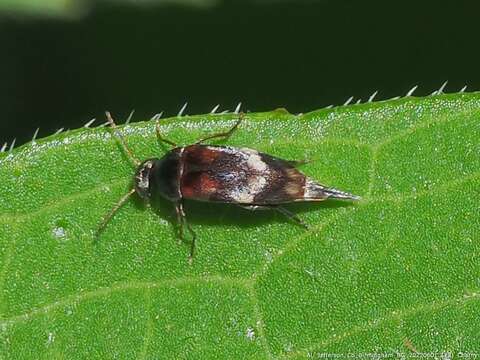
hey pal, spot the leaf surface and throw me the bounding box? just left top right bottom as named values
left=0, top=94, right=479, bottom=358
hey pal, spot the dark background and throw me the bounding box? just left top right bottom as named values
left=1, top=0, right=479, bottom=147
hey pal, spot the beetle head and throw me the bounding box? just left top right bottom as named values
left=134, top=150, right=182, bottom=202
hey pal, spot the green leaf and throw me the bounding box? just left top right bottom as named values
left=0, top=0, right=85, bottom=18
left=0, top=0, right=216, bottom=18
left=1, top=94, right=479, bottom=358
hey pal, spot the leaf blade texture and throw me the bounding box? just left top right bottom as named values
left=0, top=94, right=479, bottom=358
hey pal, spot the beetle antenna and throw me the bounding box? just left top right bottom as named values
left=155, top=117, right=178, bottom=148
left=105, top=111, right=141, bottom=167
left=95, top=188, right=136, bottom=241
left=125, top=109, right=135, bottom=124
left=195, top=112, right=243, bottom=144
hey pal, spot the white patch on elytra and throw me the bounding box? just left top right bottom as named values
left=206, top=146, right=236, bottom=154
left=239, top=149, right=270, bottom=202
left=206, top=146, right=271, bottom=203
left=243, top=149, right=267, bottom=172
left=239, top=147, right=259, bottom=155
left=231, top=175, right=267, bottom=203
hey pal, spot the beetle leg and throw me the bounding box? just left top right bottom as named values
left=239, top=204, right=309, bottom=229
left=274, top=206, right=309, bottom=229
left=95, top=188, right=136, bottom=241
left=175, top=201, right=197, bottom=264
left=174, top=202, right=184, bottom=245
left=195, top=112, right=244, bottom=144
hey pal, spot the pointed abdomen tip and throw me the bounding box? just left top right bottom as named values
left=304, top=179, right=360, bottom=201
left=327, top=191, right=361, bottom=201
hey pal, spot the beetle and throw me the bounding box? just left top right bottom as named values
left=97, top=111, right=360, bottom=263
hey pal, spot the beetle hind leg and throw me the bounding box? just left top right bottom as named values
left=174, top=201, right=197, bottom=264
left=274, top=206, right=309, bottom=229
left=240, top=204, right=309, bottom=229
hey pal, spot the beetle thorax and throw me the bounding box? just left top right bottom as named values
left=149, top=149, right=182, bottom=201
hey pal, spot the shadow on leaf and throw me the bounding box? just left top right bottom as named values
left=149, top=196, right=355, bottom=230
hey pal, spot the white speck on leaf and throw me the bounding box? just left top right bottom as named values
left=47, top=332, right=55, bottom=345
left=246, top=327, right=255, bottom=340
left=157, top=218, right=169, bottom=226
left=264, top=250, right=273, bottom=263
left=52, top=227, right=66, bottom=239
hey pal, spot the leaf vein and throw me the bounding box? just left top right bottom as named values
left=245, top=281, right=274, bottom=360
left=283, top=290, right=480, bottom=359
left=138, top=288, right=153, bottom=360
left=253, top=207, right=356, bottom=280
left=0, top=276, right=252, bottom=329
left=0, top=178, right=129, bottom=223
left=370, top=171, right=480, bottom=204
left=0, top=223, right=17, bottom=316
